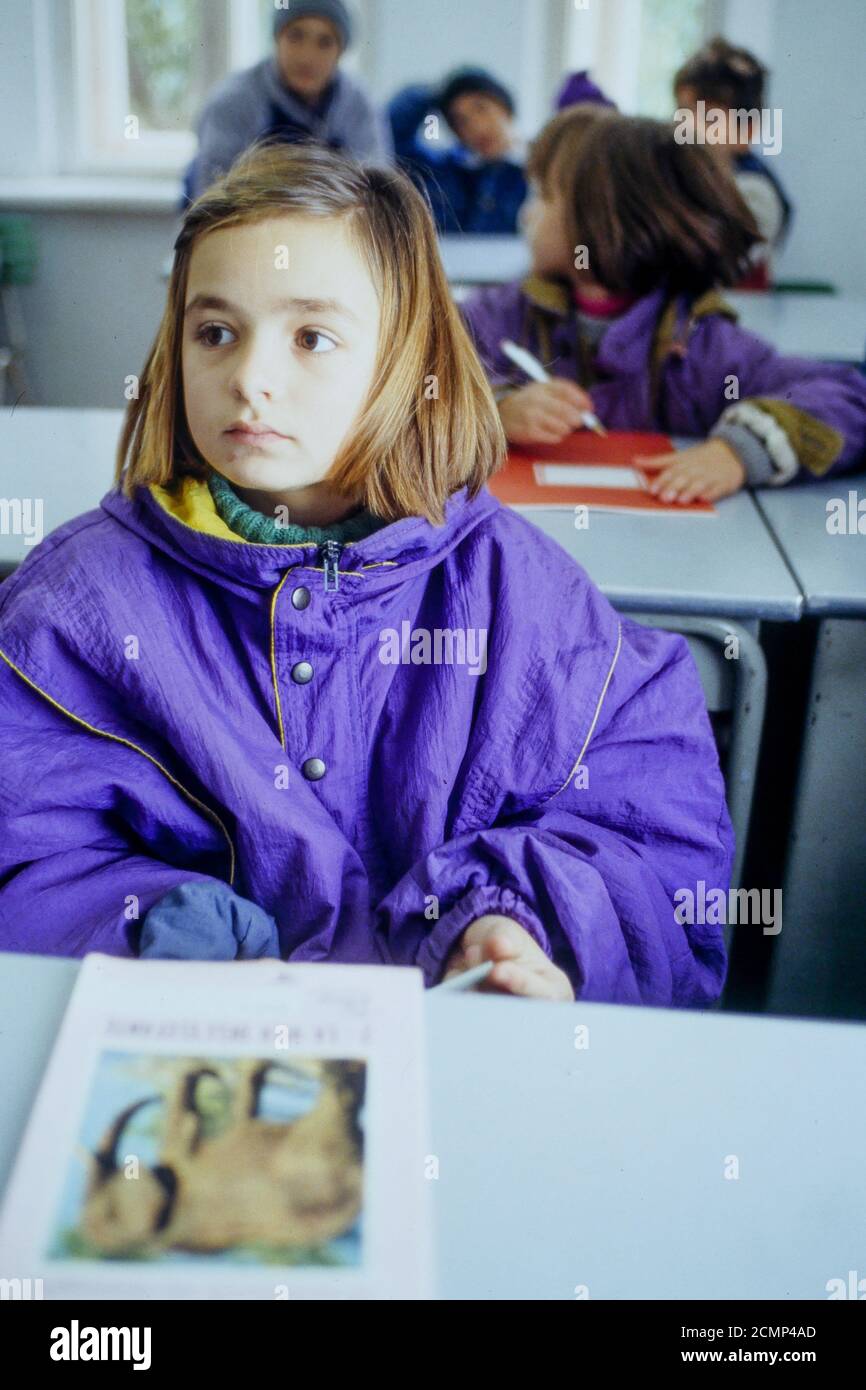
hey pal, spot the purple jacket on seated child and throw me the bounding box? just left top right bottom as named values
left=461, top=276, right=866, bottom=485
left=0, top=475, right=732, bottom=1005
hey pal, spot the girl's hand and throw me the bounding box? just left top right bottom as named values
left=640, top=439, right=746, bottom=503
left=498, top=381, right=595, bottom=445
left=442, top=914, right=575, bottom=1001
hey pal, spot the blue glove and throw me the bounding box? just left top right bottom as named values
left=139, top=881, right=280, bottom=960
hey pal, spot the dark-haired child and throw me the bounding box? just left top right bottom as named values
left=461, top=110, right=866, bottom=503
left=388, top=67, right=527, bottom=233
left=674, top=36, right=792, bottom=289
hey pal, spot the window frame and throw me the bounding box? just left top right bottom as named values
left=561, top=0, right=720, bottom=115
left=64, top=0, right=371, bottom=177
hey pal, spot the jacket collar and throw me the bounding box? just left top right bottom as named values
left=100, top=477, right=501, bottom=596
left=519, top=275, right=738, bottom=375
left=520, top=274, right=572, bottom=317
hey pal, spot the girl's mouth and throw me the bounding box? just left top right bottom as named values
left=225, top=426, right=288, bottom=445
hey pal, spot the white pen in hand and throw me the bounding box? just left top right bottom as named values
left=429, top=960, right=495, bottom=993
left=499, top=338, right=607, bottom=436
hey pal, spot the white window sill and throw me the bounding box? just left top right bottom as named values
left=0, top=175, right=182, bottom=213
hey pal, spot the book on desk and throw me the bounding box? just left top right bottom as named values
left=0, top=954, right=432, bottom=1300
left=489, top=431, right=717, bottom=515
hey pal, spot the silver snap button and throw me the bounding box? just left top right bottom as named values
left=292, top=586, right=311, bottom=610
left=292, top=661, right=314, bottom=684
left=302, top=757, right=326, bottom=780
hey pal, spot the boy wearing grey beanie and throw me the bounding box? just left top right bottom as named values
left=185, top=1, right=391, bottom=203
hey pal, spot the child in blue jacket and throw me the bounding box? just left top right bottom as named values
left=388, top=67, right=527, bottom=234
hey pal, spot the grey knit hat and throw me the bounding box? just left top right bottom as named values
left=272, top=1, right=353, bottom=49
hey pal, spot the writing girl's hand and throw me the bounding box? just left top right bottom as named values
left=640, top=439, right=746, bottom=503
left=498, top=381, right=595, bottom=445
left=442, top=914, right=575, bottom=1001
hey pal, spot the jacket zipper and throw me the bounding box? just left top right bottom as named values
left=319, top=539, right=344, bottom=592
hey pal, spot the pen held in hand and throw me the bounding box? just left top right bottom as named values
left=499, top=338, right=607, bottom=436
left=429, top=960, right=495, bottom=993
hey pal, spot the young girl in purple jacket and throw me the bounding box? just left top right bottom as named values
left=461, top=108, right=866, bottom=504
left=0, top=143, right=733, bottom=1004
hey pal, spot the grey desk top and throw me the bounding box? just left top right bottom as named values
left=523, top=494, right=802, bottom=620
left=1, top=408, right=803, bottom=621
left=754, top=480, right=866, bottom=616
left=1, top=952, right=864, bottom=1299
left=728, top=292, right=866, bottom=364
left=438, top=233, right=530, bottom=286
left=0, top=406, right=119, bottom=570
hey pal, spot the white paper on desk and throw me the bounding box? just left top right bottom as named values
left=533, top=463, right=645, bottom=489
left=0, top=955, right=433, bottom=1300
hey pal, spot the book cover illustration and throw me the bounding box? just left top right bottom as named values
left=51, top=1052, right=366, bottom=1269
left=0, top=956, right=431, bottom=1299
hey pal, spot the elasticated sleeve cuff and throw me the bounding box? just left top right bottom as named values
left=711, top=420, right=777, bottom=486
left=414, top=883, right=553, bottom=987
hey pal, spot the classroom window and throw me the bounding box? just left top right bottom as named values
left=635, top=0, right=709, bottom=117
left=68, top=0, right=366, bottom=175
left=124, top=0, right=224, bottom=136
left=71, top=0, right=223, bottom=171
left=564, top=0, right=712, bottom=117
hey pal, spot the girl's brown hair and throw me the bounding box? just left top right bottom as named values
left=540, top=112, right=761, bottom=296
left=526, top=102, right=614, bottom=198
left=116, top=140, right=505, bottom=524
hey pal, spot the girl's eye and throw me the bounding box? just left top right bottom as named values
left=195, top=323, right=235, bottom=348
left=296, top=328, right=337, bottom=354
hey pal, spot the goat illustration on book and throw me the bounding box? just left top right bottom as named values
left=55, top=1055, right=366, bottom=1264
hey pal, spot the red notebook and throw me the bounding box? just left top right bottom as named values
left=490, top=431, right=716, bottom=515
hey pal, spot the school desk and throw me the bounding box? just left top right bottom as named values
left=753, top=481, right=866, bottom=1020
left=755, top=481, right=866, bottom=619
left=438, top=233, right=530, bottom=288
left=0, top=951, right=864, bottom=1300
left=0, top=406, right=119, bottom=574
left=727, top=292, right=866, bottom=364
left=523, top=494, right=802, bottom=622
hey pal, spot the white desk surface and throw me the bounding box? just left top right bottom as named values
left=0, top=952, right=864, bottom=1300
left=728, top=292, right=866, bottom=364
left=0, top=406, right=119, bottom=570
left=754, top=479, right=866, bottom=617
left=0, top=408, right=802, bottom=620
left=438, top=233, right=529, bottom=286
left=524, top=496, right=802, bottom=620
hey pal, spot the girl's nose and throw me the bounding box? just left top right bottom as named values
left=228, top=340, right=282, bottom=402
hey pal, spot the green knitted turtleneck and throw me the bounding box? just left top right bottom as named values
left=207, top=471, right=387, bottom=546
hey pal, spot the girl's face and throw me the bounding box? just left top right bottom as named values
left=522, top=182, right=574, bottom=278
left=181, top=215, right=381, bottom=496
